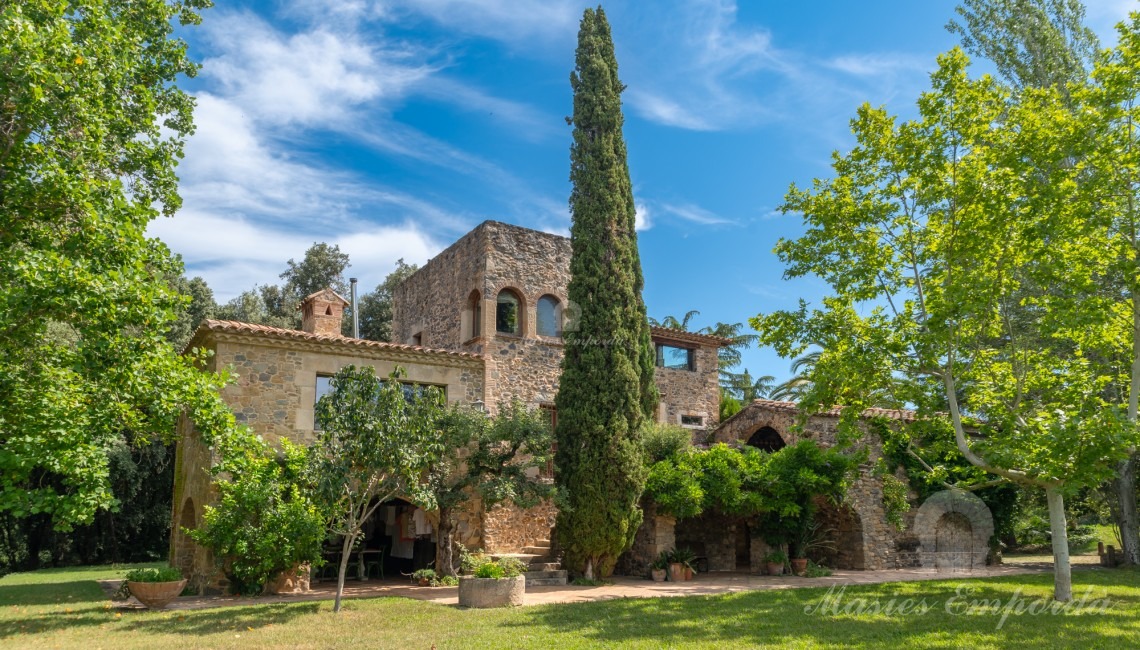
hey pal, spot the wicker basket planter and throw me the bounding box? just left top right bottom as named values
left=128, top=579, right=187, bottom=610
left=458, top=575, right=525, bottom=608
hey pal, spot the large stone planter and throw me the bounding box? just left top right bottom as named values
left=267, top=563, right=311, bottom=595
left=128, top=579, right=187, bottom=610
left=458, top=575, right=525, bottom=608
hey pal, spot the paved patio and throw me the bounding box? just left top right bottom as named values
left=104, top=564, right=1046, bottom=612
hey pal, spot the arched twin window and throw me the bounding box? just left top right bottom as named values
left=536, top=295, right=562, bottom=337
left=496, top=289, right=521, bottom=335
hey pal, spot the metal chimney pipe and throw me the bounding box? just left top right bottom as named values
left=349, top=277, right=359, bottom=338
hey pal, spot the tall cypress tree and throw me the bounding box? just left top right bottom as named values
left=554, top=6, right=658, bottom=580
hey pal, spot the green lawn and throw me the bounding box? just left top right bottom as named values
left=3, top=564, right=1139, bottom=649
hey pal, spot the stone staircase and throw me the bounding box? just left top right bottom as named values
left=493, top=538, right=567, bottom=587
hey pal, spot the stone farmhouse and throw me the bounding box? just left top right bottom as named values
left=170, top=220, right=923, bottom=586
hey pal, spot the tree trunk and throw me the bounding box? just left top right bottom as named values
left=583, top=556, right=594, bottom=581
left=1116, top=455, right=1140, bottom=565
left=333, top=532, right=355, bottom=613
left=435, top=507, right=456, bottom=577
left=1121, top=293, right=1140, bottom=565
left=1046, top=487, right=1072, bottom=602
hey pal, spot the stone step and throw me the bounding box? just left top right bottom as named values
left=530, top=562, right=561, bottom=572
left=491, top=552, right=542, bottom=564
left=531, top=539, right=551, bottom=549
left=525, top=569, right=567, bottom=587
left=521, top=546, right=552, bottom=557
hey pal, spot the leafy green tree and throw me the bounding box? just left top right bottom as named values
left=729, top=368, right=777, bottom=402
left=947, top=0, right=1097, bottom=96
left=165, top=269, right=217, bottom=348
left=769, top=352, right=820, bottom=402
left=649, top=310, right=701, bottom=330
left=554, top=6, right=658, bottom=580
left=356, top=259, right=419, bottom=341
left=427, top=401, right=554, bottom=576
left=753, top=50, right=1137, bottom=601
left=0, top=0, right=236, bottom=531
left=281, top=242, right=351, bottom=302
left=951, top=2, right=1140, bottom=565
left=309, top=365, right=444, bottom=612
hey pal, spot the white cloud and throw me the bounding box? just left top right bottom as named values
left=660, top=202, right=733, bottom=226
left=635, top=202, right=652, bottom=231
left=826, top=53, right=927, bottom=78
left=152, top=211, right=441, bottom=301
left=200, top=11, right=429, bottom=128
left=387, top=0, right=580, bottom=45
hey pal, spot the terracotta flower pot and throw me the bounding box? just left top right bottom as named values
left=128, top=579, right=187, bottom=610
left=650, top=568, right=667, bottom=582
left=790, top=558, right=808, bottom=576
left=684, top=566, right=694, bottom=581
left=418, top=577, right=431, bottom=587
left=766, top=562, right=784, bottom=576
left=267, top=563, right=311, bottom=595
left=668, top=562, right=685, bottom=582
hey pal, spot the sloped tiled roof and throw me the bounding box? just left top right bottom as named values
left=727, top=399, right=919, bottom=424
left=186, top=319, right=482, bottom=361
left=649, top=326, right=731, bottom=347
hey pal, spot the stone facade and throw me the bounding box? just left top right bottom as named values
left=170, top=317, right=484, bottom=583
left=712, top=399, right=919, bottom=571
left=173, top=220, right=724, bottom=584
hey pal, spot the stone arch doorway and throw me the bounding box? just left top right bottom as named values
left=811, top=496, right=866, bottom=569
left=746, top=426, right=786, bottom=452
left=914, top=489, right=994, bottom=571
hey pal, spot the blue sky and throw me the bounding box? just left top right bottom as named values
left=153, top=0, right=1137, bottom=383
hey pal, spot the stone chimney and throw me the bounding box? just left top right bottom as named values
left=299, top=288, right=349, bottom=336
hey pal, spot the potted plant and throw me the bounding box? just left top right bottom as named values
left=412, top=568, right=437, bottom=587
left=667, top=547, right=697, bottom=581
left=764, top=550, right=787, bottom=576
left=649, top=551, right=669, bottom=582
left=124, top=567, right=188, bottom=610
left=790, top=518, right=835, bottom=577
left=457, top=551, right=527, bottom=608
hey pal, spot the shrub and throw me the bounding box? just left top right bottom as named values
left=804, top=560, right=832, bottom=577
left=763, top=549, right=788, bottom=565
left=641, top=423, right=692, bottom=464
left=188, top=436, right=326, bottom=595
left=125, top=566, right=184, bottom=583
left=460, top=548, right=527, bottom=579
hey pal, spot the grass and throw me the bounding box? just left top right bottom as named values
left=3, top=564, right=1140, bottom=649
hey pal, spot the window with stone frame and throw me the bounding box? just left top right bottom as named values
left=313, top=374, right=445, bottom=429
left=314, top=373, right=333, bottom=429
left=680, top=414, right=704, bottom=427
left=536, top=295, right=562, bottom=337
left=655, top=343, right=695, bottom=371
left=496, top=289, right=522, bottom=335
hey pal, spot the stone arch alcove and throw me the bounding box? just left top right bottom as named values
left=745, top=426, right=787, bottom=452
left=914, top=489, right=993, bottom=571
left=175, top=497, right=197, bottom=573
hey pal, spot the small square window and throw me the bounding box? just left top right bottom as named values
left=655, top=344, right=695, bottom=371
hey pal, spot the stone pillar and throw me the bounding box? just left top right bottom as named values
left=617, top=503, right=675, bottom=576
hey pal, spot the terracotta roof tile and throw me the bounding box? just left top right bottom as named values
left=746, top=399, right=918, bottom=422
left=649, top=326, right=731, bottom=347
left=188, top=319, right=482, bottom=360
